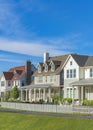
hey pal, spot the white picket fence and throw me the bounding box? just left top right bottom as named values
left=1, top=102, right=93, bottom=114
left=1, top=102, right=73, bottom=113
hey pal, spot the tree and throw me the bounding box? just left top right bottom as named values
left=52, top=94, right=60, bottom=104
left=11, top=86, right=19, bottom=99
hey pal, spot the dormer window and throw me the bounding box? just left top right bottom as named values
left=45, top=64, right=48, bottom=72
left=51, top=64, right=55, bottom=72
left=38, top=66, right=42, bottom=73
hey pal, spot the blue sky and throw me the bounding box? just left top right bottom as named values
left=0, top=0, right=93, bottom=74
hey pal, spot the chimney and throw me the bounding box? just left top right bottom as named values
left=25, top=61, right=31, bottom=85
left=44, top=52, right=49, bottom=63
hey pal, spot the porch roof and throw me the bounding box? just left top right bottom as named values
left=20, top=84, right=53, bottom=89
left=71, top=78, right=93, bottom=86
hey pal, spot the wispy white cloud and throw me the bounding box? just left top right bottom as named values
left=0, top=1, right=81, bottom=57
left=0, top=58, right=23, bottom=63
left=0, top=34, right=79, bottom=57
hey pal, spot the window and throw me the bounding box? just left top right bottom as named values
left=1, top=92, right=4, bottom=97
left=8, top=81, right=11, bottom=87
left=66, top=69, right=76, bottom=78
left=1, top=81, right=5, bottom=86
left=45, top=65, right=48, bottom=72
left=70, top=61, right=72, bottom=65
left=70, top=70, right=72, bottom=78
left=45, top=76, right=47, bottom=82
left=50, top=75, right=56, bottom=82
left=38, top=76, right=43, bottom=83
left=66, top=70, right=69, bottom=78
left=38, top=66, right=42, bottom=73
left=21, top=80, right=25, bottom=86
left=90, top=68, right=93, bottom=77
left=73, top=69, right=76, bottom=78
left=51, top=64, right=55, bottom=71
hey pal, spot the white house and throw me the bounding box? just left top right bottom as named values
left=64, top=54, right=93, bottom=103
left=0, top=61, right=36, bottom=98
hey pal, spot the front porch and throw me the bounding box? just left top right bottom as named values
left=72, top=78, right=93, bottom=104
left=20, top=84, right=61, bottom=103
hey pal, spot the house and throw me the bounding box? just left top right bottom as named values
left=26, top=52, right=69, bottom=102
left=1, top=52, right=93, bottom=104
left=63, top=54, right=93, bottom=104
left=0, top=61, right=36, bottom=98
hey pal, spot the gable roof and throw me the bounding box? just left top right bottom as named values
left=84, top=56, right=93, bottom=67
left=8, top=66, right=25, bottom=72
left=3, top=72, right=14, bottom=80
left=34, top=54, right=69, bottom=76
left=2, top=66, right=26, bottom=81
left=71, top=54, right=89, bottom=67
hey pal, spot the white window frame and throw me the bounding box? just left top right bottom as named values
left=50, top=75, right=56, bottom=82
left=38, top=66, right=42, bottom=73
left=90, top=68, right=93, bottom=77
left=1, top=81, right=5, bottom=87
left=66, top=69, right=76, bottom=78
left=51, top=64, right=55, bottom=72
left=38, top=76, right=43, bottom=83
left=45, top=64, right=48, bottom=72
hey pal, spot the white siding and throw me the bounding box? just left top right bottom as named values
left=64, top=56, right=79, bottom=79
left=85, top=68, right=91, bottom=79
left=79, top=68, right=85, bottom=79
left=64, top=56, right=79, bottom=98
left=0, top=75, right=6, bottom=95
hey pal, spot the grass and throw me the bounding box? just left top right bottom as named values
left=0, top=112, right=93, bottom=130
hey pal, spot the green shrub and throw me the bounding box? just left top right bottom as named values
left=89, top=100, right=93, bottom=106
left=82, top=100, right=93, bottom=106
left=67, top=98, right=72, bottom=104
left=11, top=86, right=19, bottom=99
left=61, top=98, right=67, bottom=104
left=82, top=100, right=88, bottom=105
left=61, top=98, right=72, bottom=105
left=52, top=94, right=60, bottom=104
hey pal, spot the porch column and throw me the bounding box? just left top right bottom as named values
left=81, top=86, right=84, bottom=102
left=78, top=87, right=81, bottom=104
left=26, top=89, right=28, bottom=101
left=39, top=88, right=41, bottom=99
left=49, top=88, right=51, bottom=102
left=21, top=89, right=23, bottom=101
left=43, top=88, right=45, bottom=101
left=34, top=89, right=36, bottom=101
left=29, top=89, right=32, bottom=102
left=72, top=86, right=74, bottom=105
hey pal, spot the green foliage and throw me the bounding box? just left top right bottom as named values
left=1, top=92, right=10, bottom=102
left=11, top=86, right=19, bottom=99
left=67, top=98, right=72, bottom=104
left=82, top=100, right=93, bottom=106
left=52, top=94, right=60, bottom=104
left=61, top=98, right=67, bottom=104
left=61, top=98, right=72, bottom=105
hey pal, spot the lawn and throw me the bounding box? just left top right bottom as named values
left=0, top=112, right=93, bottom=130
